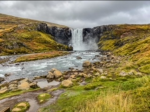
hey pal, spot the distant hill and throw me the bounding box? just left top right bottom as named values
left=0, top=13, right=71, bottom=55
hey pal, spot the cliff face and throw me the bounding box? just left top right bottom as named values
left=83, top=25, right=115, bottom=44
left=37, top=23, right=71, bottom=45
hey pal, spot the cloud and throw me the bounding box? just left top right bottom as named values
left=0, top=1, right=150, bottom=28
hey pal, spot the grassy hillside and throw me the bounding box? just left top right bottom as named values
left=0, top=13, right=71, bottom=55
left=98, top=24, right=150, bottom=74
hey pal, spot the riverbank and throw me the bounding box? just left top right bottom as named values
left=14, top=51, right=70, bottom=63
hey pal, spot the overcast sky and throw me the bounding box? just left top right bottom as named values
left=0, top=1, right=150, bottom=28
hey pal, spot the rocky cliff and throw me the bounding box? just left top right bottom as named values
left=37, top=23, right=71, bottom=45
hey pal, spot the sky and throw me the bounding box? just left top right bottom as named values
left=0, top=1, right=150, bottom=28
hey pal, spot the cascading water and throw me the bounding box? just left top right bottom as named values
left=71, top=28, right=84, bottom=51
left=71, top=28, right=98, bottom=51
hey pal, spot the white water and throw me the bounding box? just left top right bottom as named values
left=71, top=28, right=84, bottom=51
left=71, top=28, right=98, bottom=51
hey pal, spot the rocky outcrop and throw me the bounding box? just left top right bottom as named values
left=83, top=25, right=115, bottom=44
left=37, top=23, right=71, bottom=45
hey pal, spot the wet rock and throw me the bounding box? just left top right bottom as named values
left=61, top=79, right=73, bottom=87
left=50, top=68, right=58, bottom=73
left=5, top=73, right=11, bottom=77
left=76, top=56, right=82, bottom=59
left=30, top=82, right=39, bottom=89
left=47, top=72, right=55, bottom=79
left=82, top=61, right=91, bottom=67
left=0, top=77, right=5, bottom=83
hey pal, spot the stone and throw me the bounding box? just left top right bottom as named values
left=119, top=71, right=128, bottom=77
left=50, top=68, right=58, bottom=73
left=76, top=56, right=82, bottom=59
left=18, top=81, right=30, bottom=90
left=97, top=69, right=103, bottom=74
left=70, top=75, right=76, bottom=79
left=95, top=72, right=100, bottom=76
left=100, top=76, right=107, bottom=79
left=5, top=73, right=11, bottom=77
left=82, top=61, right=91, bottom=67
left=53, top=70, right=62, bottom=78
left=0, top=77, right=4, bottom=83
left=47, top=72, right=55, bottom=79
left=9, top=83, right=18, bottom=91
left=12, top=108, right=22, bottom=112
left=30, top=82, right=39, bottom=89
left=0, top=86, right=9, bottom=94
left=61, top=80, right=73, bottom=87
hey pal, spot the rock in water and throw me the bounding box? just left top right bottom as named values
left=53, top=70, right=62, bottom=78
left=61, top=80, right=73, bottom=87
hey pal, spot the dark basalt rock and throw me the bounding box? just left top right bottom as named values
left=83, top=25, right=115, bottom=44
left=37, top=23, right=71, bottom=45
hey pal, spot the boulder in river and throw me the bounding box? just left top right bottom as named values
left=76, top=56, right=82, bottom=59
left=61, top=79, right=73, bottom=87
left=53, top=69, right=62, bottom=78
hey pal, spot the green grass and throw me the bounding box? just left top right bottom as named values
left=37, top=93, right=51, bottom=104
left=0, top=88, right=40, bottom=100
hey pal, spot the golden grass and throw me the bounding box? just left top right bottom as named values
left=15, top=51, right=69, bottom=62
left=77, top=91, right=132, bottom=112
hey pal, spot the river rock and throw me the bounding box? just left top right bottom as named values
left=100, top=76, right=107, bottom=79
left=18, top=80, right=30, bottom=90
left=0, top=86, right=9, bottom=94
left=47, top=72, right=55, bottom=79
left=9, top=83, right=18, bottom=91
left=30, top=82, right=39, bottom=89
left=0, top=77, right=4, bottom=83
left=119, top=71, right=128, bottom=77
left=53, top=70, right=62, bottom=78
left=50, top=68, right=58, bottom=73
left=82, top=61, right=91, bottom=67
left=76, top=56, right=82, bottom=59
left=61, top=80, right=73, bottom=87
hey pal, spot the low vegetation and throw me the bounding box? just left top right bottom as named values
left=37, top=93, right=51, bottom=104
left=15, top=51, right=69, bottom=62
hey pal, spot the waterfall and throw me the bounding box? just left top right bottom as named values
left=71, top=28, right=98, bottom=51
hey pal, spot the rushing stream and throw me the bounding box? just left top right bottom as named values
left=0, top=51, right=100, bottom=81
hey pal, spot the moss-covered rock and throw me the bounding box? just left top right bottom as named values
left=11, top=102, right=30, bottom=112
left=37, top=93, right=51, bottom=104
